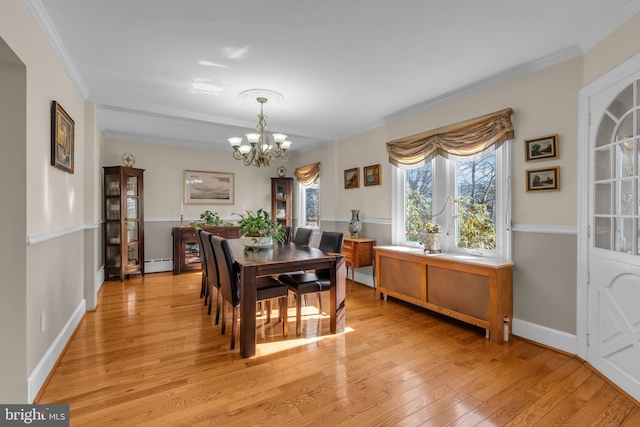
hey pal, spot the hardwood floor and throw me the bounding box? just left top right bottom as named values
left=37, top=271, right=640, bottom=426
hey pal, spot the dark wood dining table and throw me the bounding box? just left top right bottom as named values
left=228, top=239, right=346, bottom=358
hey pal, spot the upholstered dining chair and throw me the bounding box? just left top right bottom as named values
left=283, top=226, right=292, bottom=243
left=211, top=235, right=289, bottom=349
left=200, top=231, right=222, bottom=323
left=292, top=227, right=313, bottom=246
left=194, top=228, right=208, bottom=300
left=279, top=231, right=344, bottom=336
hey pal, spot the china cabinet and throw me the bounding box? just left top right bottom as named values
left=103, top=166, right=144, bottom=282
left=271, top=177, right=292, bottom=227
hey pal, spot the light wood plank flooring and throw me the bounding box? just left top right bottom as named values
left=36, top=272, right=640, bottom=426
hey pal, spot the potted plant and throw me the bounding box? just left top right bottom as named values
left=190, top=210, right=234, bottom=228
left=235, top=208, right=286, bottom=251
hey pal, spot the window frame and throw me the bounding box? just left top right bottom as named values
left=392, top=142, right=512, bottom=260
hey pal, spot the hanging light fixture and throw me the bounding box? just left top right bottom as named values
left=228, top=90, right=292, bottom=167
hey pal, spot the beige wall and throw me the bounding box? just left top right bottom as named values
left=0, top=1, right=99, bottom=402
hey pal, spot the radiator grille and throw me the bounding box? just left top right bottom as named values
left=427, top=266, right=490, bottom=321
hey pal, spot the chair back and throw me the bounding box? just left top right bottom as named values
left=194, top=228, right=207, bottom=277
left=211, top=236, right=240, bottom=307
left=200, top=231, right=219, bottom=290
left=293, top=227, right=313, bottom=245
left=316, top=231, right=344, bottom=278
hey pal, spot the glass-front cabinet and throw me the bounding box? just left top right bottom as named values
left=271, top=177, right=292, bottom=227
left=103, top=166, right=145, bottom=281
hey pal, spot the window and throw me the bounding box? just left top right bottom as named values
left=299, top=179, right=320, bottom=228
left=392, top=144, right=511, bottom=259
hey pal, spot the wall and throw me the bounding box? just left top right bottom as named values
left=0, top=1, right=99, bottom=402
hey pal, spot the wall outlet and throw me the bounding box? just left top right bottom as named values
left=40, top=311, right=46, bottom=333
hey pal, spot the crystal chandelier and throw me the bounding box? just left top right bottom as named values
left=228, top=93, right=292, bottom=167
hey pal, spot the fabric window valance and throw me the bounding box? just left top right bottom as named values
left=386, top=108, right=514, bottom=168
left=294, top=162, right=321, bottom=186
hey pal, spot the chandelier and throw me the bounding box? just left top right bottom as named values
left=228, top=92, right=292, bottom=167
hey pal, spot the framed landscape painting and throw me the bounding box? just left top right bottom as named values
left=525, top=134, right=558, bottom=162
left=184, top=170, right=235, bottom=204
left=363, top=164, right=381, bottom=186
left=526, top=166, right=560, bottom=192
left=344, top=168, right=359, bottom=189
left=51, top=101, right=75, bottom=173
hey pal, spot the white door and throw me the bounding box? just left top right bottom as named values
left=588, top=73, right=640, bottom=402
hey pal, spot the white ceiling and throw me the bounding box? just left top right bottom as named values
left=26, top=0, right=640, bottom=154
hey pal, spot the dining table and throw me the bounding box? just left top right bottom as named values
left=228, top=239, right=346, bottom=358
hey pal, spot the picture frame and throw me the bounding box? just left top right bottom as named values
left=51, top=100, right=74, bottom=173
left=526, top=166, right=560, bottom=192
left=184, top=170, right=235, bottom=204
left=363, top=164, right=381, bottom=186
left=344, top=168, right=360, bottom=189
left=524, top=134, right=558, bottom=162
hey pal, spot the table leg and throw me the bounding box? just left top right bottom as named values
left=239, top=264, right=258, bottom=358
left=330, top=255, right=346, bottom=334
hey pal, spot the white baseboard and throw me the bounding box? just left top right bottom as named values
left=144, top=258, right=173, bottom=273
left=512, top=318, right=577, bottom=355
left=97, top=267, right=104, bottom=293
left=352, top=270, right=374, bottom=287
left=27, top=299, right=86, bottom=403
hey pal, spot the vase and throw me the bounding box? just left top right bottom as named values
left=243, top=235, right=273, bottom=250
left=348, top=209, right=362, bottom=237
left=423, top=232, right=441, bottom=253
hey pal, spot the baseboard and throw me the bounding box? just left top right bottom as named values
left=144, top=258, right=173, bottom=273
left=512, top=318, right=577, bottom=355
left=97, top=267, right=104, bottom=293
left=352, top=270, right=374, bottom=287
left=27, top=299, right=86, bottom=403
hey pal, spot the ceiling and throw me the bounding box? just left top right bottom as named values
left=26, top=0, right=640, bottom=155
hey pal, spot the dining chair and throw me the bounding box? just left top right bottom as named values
left=200, top=230, right=222, bottom=323
left=283, top=226, right=292, bottom=242
left=279, top=231, right=344, bottom=336
left=194, top=228, right=208, bottom=300
left=211, top=235, right=289, bottom=349
left=292, top=227, right=313, bottom=245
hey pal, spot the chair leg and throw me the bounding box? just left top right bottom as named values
left=207, top=282, right=213, bottom=315
left=215, top=288, right=222, bottom=325
left=200, top=273, right=206, bottom=298
left=296, top=293, right=303, bottom=336
left=221, top=300, right=227, bottom=335
left=230, top=306, right=238, bottom=350
left=281, top=297, right=288, bottom=337
left=265, top=300, right=271, bottom=324
left=317, top=292, right=323, bottom=313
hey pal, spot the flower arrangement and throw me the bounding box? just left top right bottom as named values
left=235, top=208, right=286, bottom=250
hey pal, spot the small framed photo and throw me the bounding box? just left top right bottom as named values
left=51, top=101, right=75, bottom=173
left=363, top=164, right=381, bottom=186
left=526, top=166, right=560, bottom=192
left=344, top=168, right=360, bottom=189
left=184, top=170, right=235, bottom=204
left=525, top=134, right=558, bottom=162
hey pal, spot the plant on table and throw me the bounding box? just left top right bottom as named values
left=235, top=208, right=286, bottom=251
left=189, top=210, right=234, bottom=227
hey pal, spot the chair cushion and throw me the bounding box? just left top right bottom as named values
left=279, top=272, right=331, bottom=294
left=256, top=277, right=288, bottom=300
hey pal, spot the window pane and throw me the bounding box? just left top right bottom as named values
left=456, top=153, right=496, bottom=250
left=405, top=162, right=432, bottom=243
left=303, top=182, right=319, bottom=227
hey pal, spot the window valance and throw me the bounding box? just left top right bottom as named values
left=294, top=162, right=321, bottom=186
left=386, top=108, right=514, bottom=168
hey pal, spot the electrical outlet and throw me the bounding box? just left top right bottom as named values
left=40, top=311, right=46, bottom=332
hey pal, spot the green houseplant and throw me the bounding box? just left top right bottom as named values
left=235, top=208, right=286, bottom=250
left=189, top=210, right=233, bottom=228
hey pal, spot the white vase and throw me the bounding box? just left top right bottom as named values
left=423, top=232, right=441, bottom=252
left=244, top=235, right=273, bottom=249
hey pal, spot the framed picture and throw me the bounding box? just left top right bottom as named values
left=184, top=170, right=235, bottom=204
left=344, top=168, right=360, bottom=189
left=51, top=101, right=74, bottom=173
left=526, top=166, right=560, bottom=192
left=525, top=134, right=558, bottom=162
left=363, top=164, right=381, bottom=186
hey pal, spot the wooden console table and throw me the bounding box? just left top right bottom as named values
left=342, top=237, right=375, bottom=286
left=171, top=226, right=240, bottom=274
left=375, top=246, right=513, bottom=343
